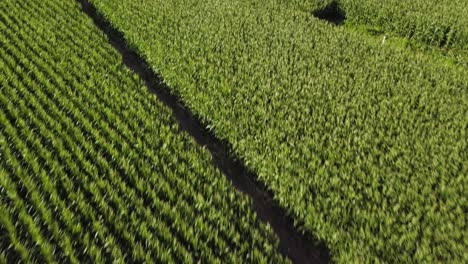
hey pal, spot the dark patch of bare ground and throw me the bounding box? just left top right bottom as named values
left=77, top=0, right=331, bottom=263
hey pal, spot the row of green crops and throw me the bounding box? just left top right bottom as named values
left=0, top=0, right=289, bottom=263
left=90, top=0, right=468, bottom=262
left=296, top=0, right=468, bottom=50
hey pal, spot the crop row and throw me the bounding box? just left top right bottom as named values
left=90, top=0, right=468, bottom=262
left=0, top=0, right=288, bottom=263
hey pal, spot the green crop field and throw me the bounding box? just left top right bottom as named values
left=1, top=0, right=467, bottom=263
left=0, top=0, right=288, bottom=263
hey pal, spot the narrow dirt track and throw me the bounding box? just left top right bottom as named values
left=76, top=0, right=331, bottom=263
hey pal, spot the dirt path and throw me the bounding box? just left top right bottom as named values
left=76, top=0, right=331, bottom=263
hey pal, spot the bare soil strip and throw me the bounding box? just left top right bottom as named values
left=76, top=0, right=331, bottom=263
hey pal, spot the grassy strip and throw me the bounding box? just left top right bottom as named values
left=298, top=0, right=468, bottom=50
left=89, top=0, right=468, bottom=262
left=0, top=0, right=288, bottom=262
left=338, top=23, right=468, bottom=69
left=339, top=0, right=468, bottom=50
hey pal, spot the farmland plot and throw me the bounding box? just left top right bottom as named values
left=89, top=0, right=468, bottom=262
left=0, top=0, right=289, bottom=263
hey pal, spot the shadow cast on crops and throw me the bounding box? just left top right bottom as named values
left=313, top=1, right=345, bottom=25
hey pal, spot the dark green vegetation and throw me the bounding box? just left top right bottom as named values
left=90, top=0, right=468, bottom=262
left=0, top=0, right=290, bottom=262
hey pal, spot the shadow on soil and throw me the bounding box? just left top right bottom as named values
left=77, top=0, right=331, bottom=263
left=313, top=1, right=345, bottom=25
